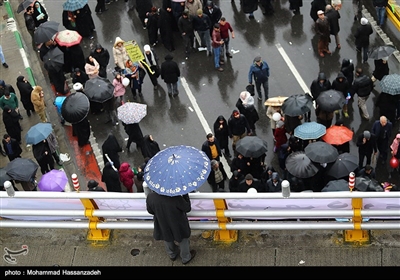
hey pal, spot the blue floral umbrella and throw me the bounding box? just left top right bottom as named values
left=144, top=145, right=211, bottom=196
left=294, top=121, right=326, bottom=140
left=62, top=0, right=88, bottom=12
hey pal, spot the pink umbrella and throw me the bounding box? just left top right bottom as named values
left=38, top=169, right=68, bottom=192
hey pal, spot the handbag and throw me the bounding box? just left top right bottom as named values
left=246, top=84, right=255, bottom=96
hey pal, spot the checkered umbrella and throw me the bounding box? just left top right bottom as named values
left=380, top=74, right=400, bottom=95
left=62, top=0, right=88, bottom=12
left=294, top=122, right=326, bottom=140
left=117, top=102, right=147, bottom=124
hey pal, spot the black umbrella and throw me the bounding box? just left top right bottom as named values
left=235, top=136, right=268, bottom=158
left=316, top=90, right=345, bottom=112
left=84, top=76, right=114, bottom=103
left=0, top=168, right=13, bottom=187
left=17, top=0, right=34, bottom=14
left=355, top=177, right=383, bottom=192
left=43, top=47, right=64, bottom=72
left=368, top=45, right=397, bottom=60
left=304, top=141, right=339, bottom=163
left=4, top=158, right=39, bottom=182
left=61, top=92, right=90, bottom=124
left=326, top=153, right=358, bottom=179
left=321, top=179, right=349, bottom=192
left=285, top=151, right=319, bottom=178
left=281, top=94, right=313, bottom=117
left=34, top=21, right=60, bottom=44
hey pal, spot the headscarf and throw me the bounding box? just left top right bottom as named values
left=240, top=91, right=254, bottom=107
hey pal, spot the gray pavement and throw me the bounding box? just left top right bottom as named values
left=1, top=0, right=400, bottom=270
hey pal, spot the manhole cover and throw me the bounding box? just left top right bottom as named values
left=130, top=249, right=140, bottom=256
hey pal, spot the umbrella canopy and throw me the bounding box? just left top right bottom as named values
left=62, top=0, right=88, bottom=12
left=61, top=92, right=90, bottom=124
left=25, top=122, right=53, bottom=145
left=4, top=158, right=39, bottom=182
left=264, top=96, right=288, bottom=107
left=326, top=153, right=358, bottom=179
left=34, top=21, right=60, bottom=44
left=281, top=94, right=313, bottom=117
left=380, top=73, right=400, bottom=95
left=43, top=47, right=64, bottom=72
left=38, top=169, right=68, bottom=192
left=235, top=136, right=268, bottom=158
left=294, top=121, right=326, bottom=140
left=117, top=102, right=147, bottom=124
left=17, top=0, right=35, bottom=14
left=355, top=177, right=383, bottom=192
left=144, top=145, right=211, bottom=196
left=316, top=90, right=345, bottom=112
left=285, top=151, right=319, bottom=178
left=304, top=141, right=339, bottom=163
left=321, top=125, right=353, bottom=145
left=84, top=76, right=114, bottom=103
left=368, top=45, right=397, bottom=60
left=54, top=30, right=82, bottom=47
left=0, top=168, right=13, bottom=187
left=321, top=179, right=349, bottom=192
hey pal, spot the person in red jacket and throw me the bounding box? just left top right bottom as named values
left=273, top=120, right=288, bottom=153
left=119, top=162, right=135, bottom=192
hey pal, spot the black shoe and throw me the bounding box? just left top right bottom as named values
left=170, top=255, right=178, bottom=261
left=139, top=92, right=143, bottom=97
left=3, top=63, right=8, bottom=68
left=182, top=250, right=196, bottom=265
left=226, top=53, right=233, bottom=58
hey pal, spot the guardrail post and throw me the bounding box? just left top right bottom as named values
left=212, top=199, right=237, bottom=242
left=72, top=174, right=110, bottom=241
left=344, top=197, right=370, bottom=244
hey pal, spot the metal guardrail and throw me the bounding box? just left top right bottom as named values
left=1, top=191, right=400, bottom=243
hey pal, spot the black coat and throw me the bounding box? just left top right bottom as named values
left=59, top=44, right=86, bottom=74
left=238, top=178, right=266, bottom=192
left=372, top=59, right=389, bottom=81
left=201, top=138, right=222, bottom=161
left=74, top=4, right=95, bottom=38
left=325, top=8, right=340, bottom=35
left=2, top=138, right=22, bottom=158
left=229, top=172, right=245, bottom=192
left=90, top=44, right=110, bottom=78
left=236, top=99, right=259, bottom=130
left=124, top=122, right=144, bottom=147
left=228, top=113, right=251, bottom=137
left=102, top=134, right=122, bottom=170
left=72, top=117, right=90, bottom=147
left=160, top=54, right=180, bottom=83
left=352, top=74, right=373, bottom=97
left=101, top=162, right=122, bottom=192
left=203, top=3, right=222, bottom=28
left=310, top=0, right=326, bottom=22
left=213, top=115, right=229, bottom=151
left=375, top=92, right=398, bottom=123
left=146, top=192, right=191, bottom=242
left=2, top=107, right=22, bottom=142
left=354, top=23, right=373, bottom=47
left=141, top=135, right=161, bottom=159
left=331, top=72, right=350, bottom=97
left=207, top=161, right=228, bottom=189
left=16, top=76, right=34, bottom=111
left=32, top=1, right=48, bottom=27
left=310, top=73, right=331, bottom=101
left=289, top=0, right=303, bottom=10
left=241, top=0, right=258, bottom=14
left=341, top=59, right=355, bottom=86
left=356, top=133, right=378, bottom=155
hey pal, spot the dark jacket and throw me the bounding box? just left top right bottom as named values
left=248, top=60, right=269, bottom=84
left=325, top=8, right=340, bottom=35
left=201, top=137, right=222, bottom=161
left=310, top=0, right=327, bottom=22
left=375, top=93, right=398, bottom=123
left=236, top=98, right=259, bottom=131
left=160, top=54, right=180, bottom=83
left=193, top=13, right=211, bottom=31
left=213, top=115, right=229, bottom=151
left=354, top=23, right=373, bottom=47
left=373, top=0, right=388, bottom=7
left=90, top=44, right=110, bottom=78
left=178, top=13, right=194, bottom=34
left=341, top=59, right=355, bottom=86
left=102, top=134, right=122, bottom=170
left=207, top=161, right=228, bottom=189
left=229, top=171, right=244, bottom=192
left=101, top=162, right=122, bottom=192
left=2, top=137, right=22, bottom=158
left=238, top=177, right=266, bottom=192
left=146, top=192, right=191, bottom=243
left=372, top=120, right=393, bottom=142
left=356, top=133, right=378, bottom=154
left=310, top=72, right=331, bottom=101
left=203, top=2, right=222, bottom=27
left=372, top=59, right=389, bottom=81
left=352, top=74, right=373, bottom=97
left=228, top=112, right=251, bottom=137
left=16, top=76, right=34, bottom=111
left=241, top=0, right=258, bottom=14
left=24, top=11, right=36, bottom=31
left=141, top=135, right=161, bottom=159
left=331, top=72, right=350, bottom=97
left=32, top=1, right=48, bottom=27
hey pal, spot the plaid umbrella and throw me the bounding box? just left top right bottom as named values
left=294, top=122, right=326, bottom=140
left=380, top=74, right=400, bottom=95
left=117, top=102, right=147, bottom=124
left=62, top=0, right=88, bottom=12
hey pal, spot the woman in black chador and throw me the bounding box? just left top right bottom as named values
left=102, top=133, right=122, bottom=170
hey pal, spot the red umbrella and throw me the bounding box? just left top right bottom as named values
left=322, top=125, right=353, bottom=145
left=54, top=30, right=82, bottom=47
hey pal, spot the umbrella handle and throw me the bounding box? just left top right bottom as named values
left=105, top=154, right=118, bottom=172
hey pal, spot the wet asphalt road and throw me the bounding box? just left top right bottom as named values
left=38, top=0, right=400, bottom=191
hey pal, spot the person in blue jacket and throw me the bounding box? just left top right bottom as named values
left=248, top=56, right=270, bottom=102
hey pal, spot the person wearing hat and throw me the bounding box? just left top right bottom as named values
left=273, top=120, right=287, bottom=153
left=207, top=159, right=228, bottom=192
left=356, top=130, right=378, bottom=168
left=315, top=10, right=331, bottom=58
left=211, top=23, right=224, bottom=72
left=142, top=44, right=160, bottom=89
left=238, top=173, right=265, bottom=192
left=371, top=57, right=389, bottom=82
left=90, top=44, right=110, bottom=78
left=178, top=9, right=195, bottom=59
left=248, top=56, right=270, bottom=101
left=113, top=37, right=129, bottom=70
left=87, top=180, right=105, bottom=191
left=354, top=17, right=373, bottom=63
left=193, top=8, right=212, bottom=56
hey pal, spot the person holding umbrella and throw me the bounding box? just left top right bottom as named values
left=371, top=57, right=389, bottom=82
left=32, top=139, right=55, bottom=175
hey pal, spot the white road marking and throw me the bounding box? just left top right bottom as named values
left=181, top=77, right=232, bottom=178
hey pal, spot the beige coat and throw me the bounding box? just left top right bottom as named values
left=31, top=86, right=45, bottom=113
left=85, top=58, right=100, bottom=79
left=113, top=37, right=129, bottom=70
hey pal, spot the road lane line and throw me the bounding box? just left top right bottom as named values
left=181, top=77, right=232, bottom=179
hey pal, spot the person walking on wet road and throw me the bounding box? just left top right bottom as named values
left=356, top=130, right=378, bottom=169
left=354, top=17, right=373, bottom=63
left=372, top=116, right=393, bottom=165
left=352, top=68, right=373, bottom=121
left=146, top=190, right=196, bottom=264
left=315, top=10, right=331, bottom=57
left=160, top=54, right=180, bottom=97
left=248, top=56, right=270, bottom=102
left=211, top=23, right=224, bottom=72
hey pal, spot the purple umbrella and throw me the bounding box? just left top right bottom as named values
left=38, top=169, right=68, bottom=192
